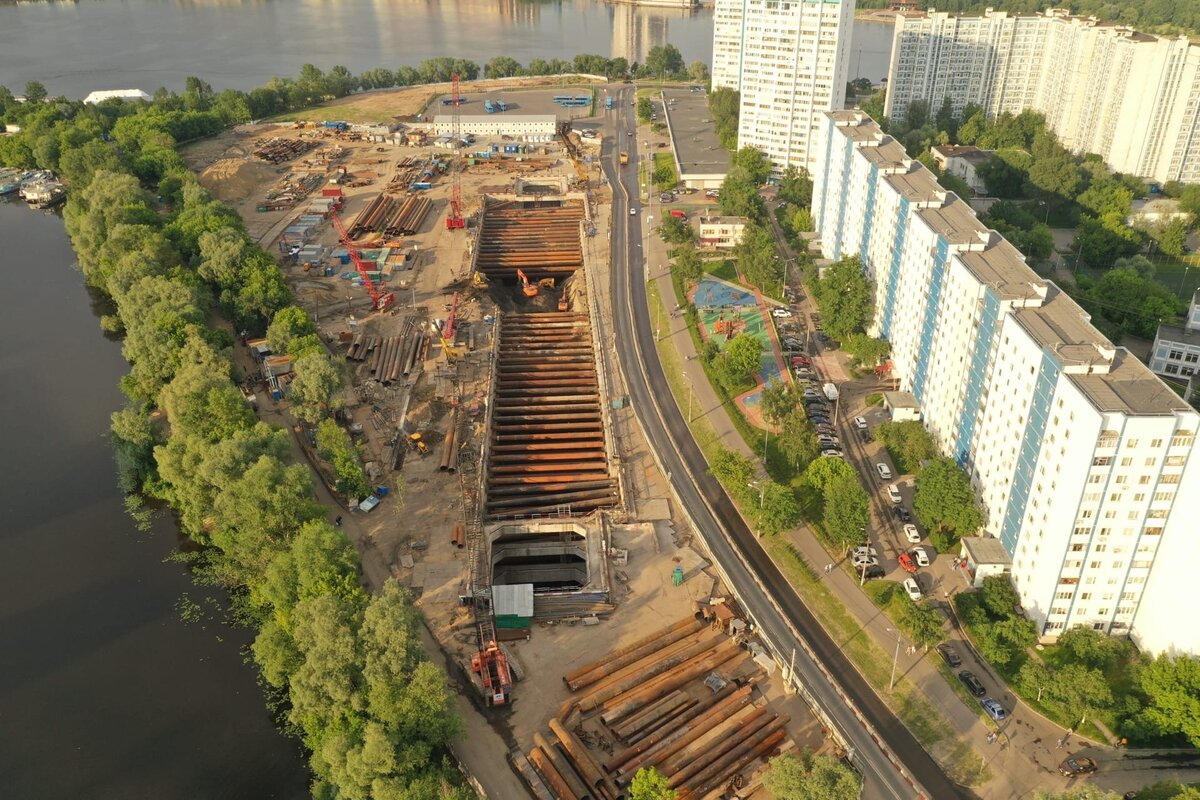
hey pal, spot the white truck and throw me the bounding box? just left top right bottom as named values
left=822, top=382, right=839, bottom=402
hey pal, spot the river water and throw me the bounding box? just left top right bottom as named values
left=0, top=200, right=309, bottom=799
left=0, top=0, right=894, bottom=98
left=0, top=2, right=893, bottom=795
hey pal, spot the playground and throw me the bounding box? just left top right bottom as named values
left=689, top=277, right=788, bottom=429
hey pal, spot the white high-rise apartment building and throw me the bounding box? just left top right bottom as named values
left=884, top=9, right=1200, bottom=184
left=813, top=110, right=1200, bottom=655
left=710, top=0, right=856, bottom=172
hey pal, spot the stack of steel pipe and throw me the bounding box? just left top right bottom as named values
left=449, top=523, right=465, bottom=549
left=594, top=638, right=742, bottom=723
left=440, top=407, right=461, bottom=473
left=548, top=719, right=622, bottom=800
left=401, top=332, right=424, bottom=376
left=348, top=193, right=396, bottom=237
left=529, top=746, right=577, bottom=800
left=608, top=690, right=694, bottom=744
left=677, top=723, right=788, bottom=798
left=563, top=617, right=703, bottom=691
left=534, top=733, right=593, bottom=800
left=511, top=750, right=555, bottom=800
left=387, top=195, right=433, bottom=235
left=607, top=682, right=757, bottom=783
left=346, top=333, right=378, bottom=361
left=574, top=634, right=725, bottom=715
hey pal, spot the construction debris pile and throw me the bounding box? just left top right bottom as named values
left=251, top=137, right=320, bottom=163
left=487, top=312, right=616, bottom=520
left=516, top=613, right=794, bottom=800
left=475, top=199, right=585, bottom=281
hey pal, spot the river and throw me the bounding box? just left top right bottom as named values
left=0, top=199, right=309, bottom=799
left=0, top=0, right=894, bottom=98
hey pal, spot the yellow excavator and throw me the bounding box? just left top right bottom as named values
left=409, top=432, right=429, bottom=454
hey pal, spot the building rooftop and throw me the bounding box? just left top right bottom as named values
left=916, top=196, right=989, bottom=245
left=83, top=89, right=151, bottom=104
left=883, top=390, right=919, bottom=409
left=956, top=235, right=1047, bottom=302
left=884, top=168, right=944, bottom=204
left=860, top=138, right=912, bottom=170
left=663, top=89, right=731, bottom=179
left=433, top=114, right=557, bottom=126
left=931, top=144, right=994, bottom=166
left=1154, top=321, right=1200, bottom=347
left=1072, top=349, right=1190, bottom=415
left=699, top=216, right=748, bottom=225
left=961, top=536, right=1012, bottom=566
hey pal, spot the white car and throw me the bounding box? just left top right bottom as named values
left=887, top=484, right=902, bottom=504
left=903, top=577, right=923, bottom=601
left=852, top=554, right=880, bottom=568
left=772, top=308, right=793, bottom=318
left=630, top=208, right=637, bottom=215
left=912, top=547, right=931, bottom=567
left=853, top=416, right=868, bottom=430
left=853, top=545, right=879, bottom=559
left=876, top=463, right=892, bottom=480
left=903, top=524, right=921, bottom=543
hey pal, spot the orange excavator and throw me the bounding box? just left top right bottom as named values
left=517, top=268, right=539, bottom=298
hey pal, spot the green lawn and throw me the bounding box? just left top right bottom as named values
left=704, top=259, right=738, bottom=282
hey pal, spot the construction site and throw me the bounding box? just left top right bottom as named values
left=182, top=77, right=832, bottom=799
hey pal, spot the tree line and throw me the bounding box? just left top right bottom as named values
left=2, top=77, right=466, bottom=798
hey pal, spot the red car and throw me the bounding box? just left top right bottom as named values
left=898, top=553, right=917, bottom=573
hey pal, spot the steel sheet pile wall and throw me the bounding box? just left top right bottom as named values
left=487, top=312, right=617, bottom=519
left=475, top=199, right=585, bottom=280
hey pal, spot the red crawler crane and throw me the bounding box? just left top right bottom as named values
left=332, top=209, right=395, bottom=311
left=445, top=73, right=466, bottom=230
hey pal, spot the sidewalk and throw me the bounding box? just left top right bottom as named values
left=646, top=208, right=1084, bottom=798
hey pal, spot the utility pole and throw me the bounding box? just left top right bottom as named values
left=889, top=627, right=902, bottom=691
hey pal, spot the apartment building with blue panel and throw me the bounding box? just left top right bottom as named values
left=812, top=110, right=1200, bottom=655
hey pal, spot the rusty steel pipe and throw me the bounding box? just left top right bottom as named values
left=610, top=691, right=690, bottom=741
left=577, top=636, right=720, bottom=714
left=529, top=746, right=578, bottom=800
left=439, top=408, right=459, bottom=472
left=654, top=703, right=764, bottom=779
left=609, top=684, right=755, bottom=777
left=664, top=709, right=774, bottom=786
left=559, top=618, right=700, bottom=690
left=598, top=640, right=741, bottom=722
left=535, top=733, right=593, bottom=800
left=681, top=726, right=787, bottom=799
left=548, top=719, right=608, bottom=794
left=625, top=698, right=698, bottom=745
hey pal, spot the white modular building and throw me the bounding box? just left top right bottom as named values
left=432, top=115, right=558, bottom=142
left=884, top=9, right=1200, bottom=184
left=710, top=0, right=856, bottom=173
left=814, top=110, right=1200, bottom=655
left=1149, top=291, right=1200, bottom=380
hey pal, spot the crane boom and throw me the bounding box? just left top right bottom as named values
left=332, top=209, right=394, bottom=310
left=445, top=73, right=465, bottom=229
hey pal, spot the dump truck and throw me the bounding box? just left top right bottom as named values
left=619, top=152, right=629, bottom=165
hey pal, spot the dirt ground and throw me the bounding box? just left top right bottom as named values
left=196, top=79, right=826, bottom=797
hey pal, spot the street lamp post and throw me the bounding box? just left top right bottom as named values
left=888, top=626, right=903, bottom=691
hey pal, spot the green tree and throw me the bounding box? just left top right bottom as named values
left=23, top=80, right=47, bottom=103
left=1082, top=264, right=1179, bottom=339
left=976, top=150, right=1031, bottom=198
left=913, top=457, right=983, bottom=540
left=759, top=378, right=796, bottom=427
left=981, top=574, right=1021, bottom=619
left=1045, top=663, right=1113, bottom=727
left=1133, top=654, right=1200, bottom=748
left=709, top=87, right=740, bottom=151
left=289, top=353, right=345, bottom=424
left=790, top=206, right=814, bottom=235
left=778, top=408, right=818, bottom=469
left=755, top=480, right=801, bottom=537
left=823, top=472, right=870, bottom=552
left=1056, top=625, right=1133, bottom=672
left=670, top=244, right=702, bottom=284
left=316, top=418, right=369, bottom=499
left=688, top=61, right=710, bottom=83
left=1152, top=217, right=1190, bottom=257
left=874, top=420, right=935, bottom=474
left=637, top=96, right=653, bottom=123
left=842, top=334, right=890, bottom=368
left=812, top=255, right=873, bottom=341
left=644, top=44, right=685, bottom=78
left=899, top=599, right=946, bottom=649
left=485, top=56, right=523, bottom=78
left=723, top=333, right=763, bottom=382
left=710, top=446, right=756, bottom=490
left=267, top=305, right=317, bottom=354
left=1075, top=214, right=1145, bottom=267
left=1180, top=184, right=1200, bottom=217
left=1033, top=788, right=1124, bottom=800
left=802, top=454, right=857, bottom=493
left=763, top=750, right=861, bottom=800
left=719, top=169, right=766, bottom=221
left=732, top=146, right=771, bottom=186
left=630, top=767, right=677, bottom=800
left=733, top=223, right=782, bottom=290
left=659, top=213, right=694, bottom=245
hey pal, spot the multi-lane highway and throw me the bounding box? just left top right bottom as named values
left=600, top=85, right=965, bottom=800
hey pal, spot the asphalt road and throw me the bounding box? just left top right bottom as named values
left=601, top=85, right=965, bottom=800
